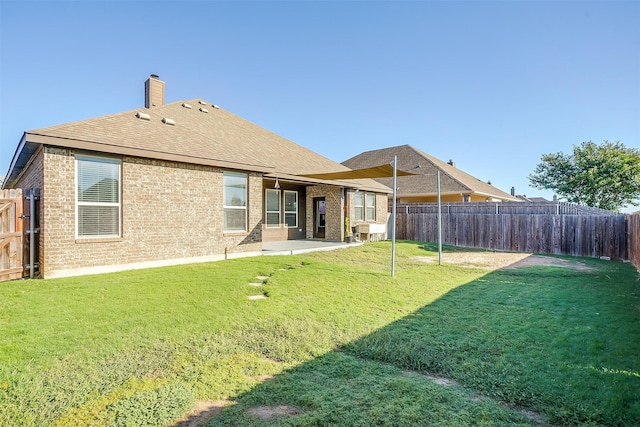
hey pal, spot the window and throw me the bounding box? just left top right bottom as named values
left=223, top=172, right=247, bottom=232
left=366, top=193, right=376, bottom=221
left=76, top=155, right=121, bottom=237
left=354, top=191, right=364, bottom=221
left=284, top=190, right=297, bottom=227
left=266, top=189, right=280, bottom=228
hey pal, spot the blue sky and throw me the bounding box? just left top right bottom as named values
left=1, top=1, right=639, bottom=210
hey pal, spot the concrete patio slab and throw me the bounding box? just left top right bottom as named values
left=262, top=240, right=363, bottom=256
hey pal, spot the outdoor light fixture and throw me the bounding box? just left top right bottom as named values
left=274, top=176, right=280, bottom=189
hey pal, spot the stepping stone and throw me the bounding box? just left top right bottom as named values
left=248, top=283, right=263, bottom=287
left=248, top=295, right=267, bottom=300
left=256, top=276, right=269, bottom=280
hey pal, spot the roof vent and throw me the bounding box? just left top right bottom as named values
left=136, top=112, right=151, bottom=120
left=198, top=100, right=207, bottom=105
left=162, top=118, right=176, bottom=126
left=212, top=104, right=220, bottom=109
left=182, top=103, right=192, bottom=109
left=199, top=107, right=209, bottom=113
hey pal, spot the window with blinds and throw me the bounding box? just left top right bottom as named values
left=284, top=190, right=297, bottom=227
left=223, top=172, right=247, bottom=232
left=366, top=192, right=376, bottom=221
left=76, top=155, right=121, bottom=237
left=266, top=189, right=280, bottom=228
left=354, top=191, right=364, bottom=221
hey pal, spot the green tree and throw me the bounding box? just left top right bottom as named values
left=528, top=140, right=640, bottom=211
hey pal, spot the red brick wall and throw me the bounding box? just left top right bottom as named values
left=345, top=190, right=389, bottom=239
left=306, top=185, right=344, bottom=241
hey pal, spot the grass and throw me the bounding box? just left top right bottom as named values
left=0, top=241, right=638, bottom=426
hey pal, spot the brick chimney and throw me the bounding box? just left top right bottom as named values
left=145, top=74, right=165, bottom=108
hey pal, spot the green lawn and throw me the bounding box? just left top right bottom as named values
left=0, top=241, right=638, bottom=426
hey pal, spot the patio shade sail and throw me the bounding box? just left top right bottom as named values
left=297, top=164, right=417, bottom=180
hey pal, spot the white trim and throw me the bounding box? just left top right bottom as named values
left=284, top=190, right=298, bottom=228
left=223, top=171, right=248, bottom=232
left=75, top=154, right=122, bottom=239
left=45, top=251, right=263, bottom=279
left=354, top=190, right=364, bottom=221
left=265, top=188, right=281, bottom=228
left=366, top=192, right=376, bottom=221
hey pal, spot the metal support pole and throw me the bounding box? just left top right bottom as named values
left=437, top=170, right=442, bottom=266
left=391, top=155, right=397, bottom=277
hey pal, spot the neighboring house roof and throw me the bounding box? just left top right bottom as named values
left=516, top=195, right=552, bottom=203
left=4, top=99, right=389, bottom=193
left=342, top=144, right=520, bottom=201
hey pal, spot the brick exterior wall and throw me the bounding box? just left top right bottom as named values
left=32, top=148, right=262, bottom=278
left=305, top=185, right=344, bottom=241
left=345, top=190, right=389, bottom=240
left=11, top=146, right=389, bottom=277
left=375, top=193, right=389, bottom=229
left=346, top=190, right=388, bottom=225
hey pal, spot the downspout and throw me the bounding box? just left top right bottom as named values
left=26, top=188, right=39, bottom=278
left=30, top=189, right=35, bottom=278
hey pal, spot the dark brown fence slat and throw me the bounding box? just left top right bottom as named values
left=394, top=203, right=631, bottom=260
left=628, top=214, right=639, bottom=271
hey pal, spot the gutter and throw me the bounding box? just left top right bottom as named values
left=3, top=134, right=31, bottom=189
left=264, top=172, right=392, bottom=194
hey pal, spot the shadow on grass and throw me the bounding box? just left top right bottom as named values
left=209, top=259, right=640, bottom=427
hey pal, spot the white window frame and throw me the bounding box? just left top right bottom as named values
left=75, top=154, right=122, bottom=238
left=366, top=192, right=376, bottom=221
left=284, top=190, right=298, bottom=228
left=223, top=171, right=248, bottom=232
left=265, top=189, right=281, bottom=228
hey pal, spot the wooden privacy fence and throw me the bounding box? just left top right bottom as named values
left=394, top=203, right=630, bottom=260
left=1, top=189, right=23, bottom=281
left=400, top=201, right=621, bottom=216
left=629, top=213, right=640, bottom=271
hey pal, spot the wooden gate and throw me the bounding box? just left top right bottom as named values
left=1, top=189, right=23, bottom=281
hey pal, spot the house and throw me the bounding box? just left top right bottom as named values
left=342, top=145, right=520, bottom=204
left=2, top=75, right=391, bottom=279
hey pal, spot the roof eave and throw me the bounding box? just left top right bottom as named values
left=2, top=133, right=38, bottom=189
left=25, top=132, right=276, bottom=174
left=265, top=172, right=392, bottom=194
left=471, top=190, right=522, bottom=202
